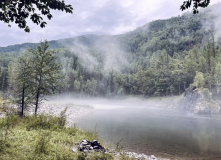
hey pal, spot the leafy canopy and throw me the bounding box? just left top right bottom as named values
left=180, top=0, right=210, bottom=14
left=0, top=0, right=73, bottom=32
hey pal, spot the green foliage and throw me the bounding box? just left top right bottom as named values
left=77, top=153, right=87, bottom=160
left=0, top=114, right=19, bottom=152
left=57, top=107, right=68, bottom=127
left=35, top=130, right=51, bottom=154
left=0, top=114, right=110, bottom=160
left=180, top=0, right=210, bottom=14
left=0, top=114, right=19, bottom=138
left=0, top=0, right=73, bottom=32
left=193, top=72, right=206, bottom=88
left=1, top=8, right=221, bottom=97
left=30, top=41, right=61, bottom=115
left=115, top=139, right=123, bottom=152
left=8, top=52, right=35, bottom=116
left=86, top=152, right=113, bottom=160
left=8, top=41, right=61, bottom=116
left=26, top=114, right=64, bottom=131
left=76, top=152, right=113, bottom=160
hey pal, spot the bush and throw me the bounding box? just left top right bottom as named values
left=0, top=114, right=19, bottom=140
left=26, top=114, right=65, bottom=131
left=77, top=153, right=87, bottom=160
left=26, top=108, right=68, bottom=131
left=0, top=114, right=19, bottom=152
left=57, top=107, right=67, bottom=127
left=65, top=127, right=78, bottom=136
left=34, top=130, right=51, bottom=154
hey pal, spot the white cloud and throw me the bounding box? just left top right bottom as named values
left=0, top=0, right=221, bottom=46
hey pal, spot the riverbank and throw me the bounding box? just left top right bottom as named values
left=0, top=96, right=172, bottom=160
left=57, top=96, right=221, bottom=160
left=3, top=95, right=220, bottom=160
left=0, top=114, right=115, bottom=160
left=37, top=101, right=171, bottom=160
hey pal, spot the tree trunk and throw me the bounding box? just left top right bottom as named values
left=35, top=74, right=42, bottom=116
left=178, top=84, right=181, bottom=95
left=35, top=88, right=40, bottom=116
left=35, top=74, right=42, bottom=115
left=21, top=85, right=25, bottom=117
left=35, top=50, right=44, bottom=115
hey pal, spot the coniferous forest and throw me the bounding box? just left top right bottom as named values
left=1, top=6, right=221, bottom=98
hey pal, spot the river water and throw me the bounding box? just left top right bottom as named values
left=73, top=97, right=221, bottom=159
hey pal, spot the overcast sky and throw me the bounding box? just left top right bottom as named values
left=0, top=0, right=221, bottom=47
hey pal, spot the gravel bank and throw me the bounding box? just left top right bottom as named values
left=37, top=101, right=93, bottom=126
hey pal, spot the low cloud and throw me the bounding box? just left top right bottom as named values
left=0, top=0, right=221, bottom=46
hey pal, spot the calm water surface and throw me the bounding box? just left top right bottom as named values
left=73, top=98, right=221, bottom=159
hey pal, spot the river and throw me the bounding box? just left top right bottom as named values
left=72, top=97, right=221, bottom=159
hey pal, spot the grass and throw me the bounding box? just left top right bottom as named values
left=0, top=95, right=135, bottom=160
left=0, top=113, right=114, bottom=160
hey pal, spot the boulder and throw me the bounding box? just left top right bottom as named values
left=180, top=87, right=220, bottom=114
left=76, top=140, right=106, bottom=153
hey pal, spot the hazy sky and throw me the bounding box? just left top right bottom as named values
left=0, top=0, right=221, bottom=47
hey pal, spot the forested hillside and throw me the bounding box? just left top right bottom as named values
left=1, top=4, right=221, bottom=97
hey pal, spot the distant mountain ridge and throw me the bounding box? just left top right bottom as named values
left=1, top=3, right=221, bottom=97
left=0, top=3, right=220, bottom=54
left=0, top=34, right=105, bottom=53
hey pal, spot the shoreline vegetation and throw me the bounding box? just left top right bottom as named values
left=0, top=95, right=171, bottom=160
left=1, top=93, right=221, bottom=159
left=0, top=96, right=112, bottom=160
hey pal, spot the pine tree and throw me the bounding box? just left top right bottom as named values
left=30, top=41, right=61, bottom=115
left=8, top=52, right=34, bottom=116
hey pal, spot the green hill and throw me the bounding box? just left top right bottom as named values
left=1, top=3, right=221, bottom=97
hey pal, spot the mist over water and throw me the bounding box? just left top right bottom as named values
left=47, top=95, right=221, bottom=159
left=48, top=4, right=221, bottom=159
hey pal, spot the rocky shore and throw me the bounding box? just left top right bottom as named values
left=37, top=101, right=93, bottom=125
left=73, top=139, right=170, bottom=160
left=123, top=152, right=170, bottom=160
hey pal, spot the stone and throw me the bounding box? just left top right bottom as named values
left=81, top=142, right=88, bottom=145
left=72, top=147, right=78, bottom=152
left=93, top=145, right=99, bottom=149
left=151, top=155, right=157, bottom=160
left=76, top=139, right=106, bottom=153
left=179, top=88, right=220, bottom=114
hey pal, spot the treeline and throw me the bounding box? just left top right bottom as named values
left=1, top=8, right=221, bottom=98
left=0, top=38, right=221, bottom=98
left=56, top=37, right=221, bottom=97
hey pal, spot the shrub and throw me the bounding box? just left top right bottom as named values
left=0, top=114, right=19, bottom=140
left=65, top=127, right=78, bottom=136
left=26, top=114, right=62, bottom=131
left=26, top=108, right=68, bottom=131
left=34, top=130, right=51, bottom=154
left=57, top=107, right=68, bottom=127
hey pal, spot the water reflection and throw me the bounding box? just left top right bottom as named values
left=74, top=100, right=221, bottom=159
